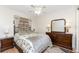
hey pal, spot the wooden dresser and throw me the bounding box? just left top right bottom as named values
left=0, top=40, right=1, bottom=52
left=46, top=32, right=72, bottom=50
left=0, top=37, right=14, bottom=52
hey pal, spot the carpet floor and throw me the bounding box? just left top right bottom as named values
left=2, top=47, right=19, bottom=53
left=2, top=46, right=66, bottom=53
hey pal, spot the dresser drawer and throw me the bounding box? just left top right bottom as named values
left=0, top=40, right=1, bottom=52
left=2, top=42, right=13, bottom=48
left=2, top=39, right=13, bottom=44
left=65, top=34, right=72, bottom=39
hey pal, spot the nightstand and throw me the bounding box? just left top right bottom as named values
left=0, top=37, right=14, bottom=52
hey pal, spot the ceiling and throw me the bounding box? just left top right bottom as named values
left=4, top=5, right=76, bottom=17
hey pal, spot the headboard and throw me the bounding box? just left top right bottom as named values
left=14, top=16, right=31, bottom=34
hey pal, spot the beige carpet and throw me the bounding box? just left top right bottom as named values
left=44, top=46, right=65, bottom=53
left=2, top=46, right=65, bottom=53
left=2, top=47, right=19, bottom=53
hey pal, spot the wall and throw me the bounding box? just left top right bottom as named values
left=0, top=6, right=34, bottom=39
left=76, top=9, right=79, bottom=52
left=34, top=6, right=77, bottom=50
left=35, top=6, right=75, bottom=33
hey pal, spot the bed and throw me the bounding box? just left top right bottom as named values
left=14, top=32, right=52, bottom=53
left=14, top=16, right=53, bottom=53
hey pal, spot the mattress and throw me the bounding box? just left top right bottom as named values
left=14, top=33, right=52, bottom=53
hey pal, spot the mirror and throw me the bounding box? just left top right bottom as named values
left=51, top=19, right=66, bottom=32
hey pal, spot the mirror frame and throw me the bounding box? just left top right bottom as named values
left=51, top=19, right=66, bottom=33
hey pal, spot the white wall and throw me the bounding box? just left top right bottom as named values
left=34, top=6, right=77, bottom=50
left=76, top=9, right=79, bottom=52
left=35, top=6, right=75, bottom=33
left=0, top=6, right=34, bottom=39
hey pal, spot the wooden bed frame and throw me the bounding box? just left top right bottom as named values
left=14, top=42, right=23, bottom=53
